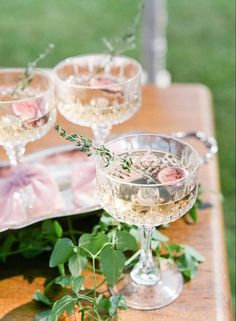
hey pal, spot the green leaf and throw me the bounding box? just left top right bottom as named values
left=129, top=227, right=139, bottom=241
left=0, top=234, right=16, bottom=262
left=54, top=221, right=63, bottom=238
left=49, top=295, right=77, bottom=321
left=100, top=213, right=117, bottom=226
left=182, top=245, right=205, bottom=262
left=166, top=243, right=182, bottom=254
left=115, top=231, right=138, bottom=251
left=18, top=229, right=49, bottom=258
left=152, top=229, right=169, bottom=242
left=33, top=291, right=52, bottom=306
left=176, top=253, right=198, bottom=279
left=109, top=295, right=127, bottom=316
left=35, top=310, right=51, bottom=321
left=54, top=275, right=84, bottom=295
left=41, top=221, right=63, bottom=244
left=151, top=229, right=169, bottom=251
left=188, top=205, right=198, bottom=223
left=54, top=275, right=73, bottom=288
left=79, top=233, right=109, bottom=257
left=96, top=295, right=111, bottom=316
left=68, top=253, right=87, bottom=276
left=100, top=246, right=126, bottom=286
left=49, top=238, right=75, bottom=268
left=71, top=275, right=84, bottom=295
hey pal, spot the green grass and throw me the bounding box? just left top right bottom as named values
left=167, top=0, right=235, bottom=313
left=0, top=0, right=235, bottom=314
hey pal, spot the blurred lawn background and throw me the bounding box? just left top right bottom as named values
left=0, top=0, right=235, bottom=312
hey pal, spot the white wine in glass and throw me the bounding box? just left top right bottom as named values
left=0, top=69, right=56, bottom=165
left=96, top=134, right=200, bottom=310
left=54, top=54, right=142, bottom=144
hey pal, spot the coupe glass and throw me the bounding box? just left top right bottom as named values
left=54, top=54, right=142, bottom=144
left=0, top=69, right=56, bottom=166
left=96, top=133, right=200, bottom=310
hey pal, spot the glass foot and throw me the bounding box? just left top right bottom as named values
left=112, top=259, right=183, bottom=310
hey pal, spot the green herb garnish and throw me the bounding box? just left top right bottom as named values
left=55, top=125, right=157, bottom=184
left=11, top=43, right=55, bottom=96
left=102, top=1, right=144, bottom=56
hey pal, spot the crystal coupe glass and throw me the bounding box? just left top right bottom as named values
left=96, top=133, right=201, bottom=310
left=54, top=54, right=142, bottom=144
left=0, top=68, right=56, bottom=166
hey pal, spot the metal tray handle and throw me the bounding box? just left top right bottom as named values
left=173, top=131, right=218, bottom=165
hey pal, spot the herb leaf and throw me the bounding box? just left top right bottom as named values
left=68, top=253, right=88, bottom=276
left=109, top=295, right=127, bottom=316
left=42, top=220, right=63, bottom=244
left=12, top=43, right=54, bottom=96
left=33, top=291, right=52, bottom=306
left=54, top=275, right=74, bottom=288
left=182, top=244, right=205, bottom=263
left=79, top=233, right=109, bottom=257
left=71, top=275, right=84, bottom=295
left=102, top=1, right=144, bottom=56
left=100, top=245, right=126, bottom=286
left=0, top=234, right=16, bottom=262
left=49, top=238, right=75, bottom=267
left=115, top=231, right=138, bottom=251
left=49, top=295, right=77, bottom=321
left=55, top=125, right=157, bottom=183
left=177, top=253, right=199, bottom=279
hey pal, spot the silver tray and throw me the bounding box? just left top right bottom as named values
left=0, top=131, right=218, bottom=233
left=0, top=144, right=101, bottom=232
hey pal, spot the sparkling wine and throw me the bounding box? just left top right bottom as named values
left=97, top=150, right=197, bottom=227
left=0, top=87, right=56, bottom=146
left=57, top=75, right=140, bottom=127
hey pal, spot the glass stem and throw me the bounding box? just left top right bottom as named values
left=92, top=124, right=111, bottom=145
left=4, top=144, right=25, bottom=167
left=130, top=226, right=160, bottom=285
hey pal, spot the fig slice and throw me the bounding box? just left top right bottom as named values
left=89, top=77, right=122, bottom=94
left=157, top=166, right=187, bottom=184
left=13, top=100, right=41, bottom=119
left=89, top=77, right=116, bottom=86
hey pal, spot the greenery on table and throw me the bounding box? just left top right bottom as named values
left=0, top=192, right=204, bottom=321
left=0, top=220, right=62, bottom=261
left=31, top=212, right=204, bottom=321
left=0, top=0, right=234, bottom=312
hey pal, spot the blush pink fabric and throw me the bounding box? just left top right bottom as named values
left=0, top=164, right=64, bottom=225
left=71, top=158, right=97, bottom=208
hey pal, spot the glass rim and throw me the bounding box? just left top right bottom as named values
left=98, top=133, right=200, bottom=188
left=53, top=53, right=142, bottom=89
left=0, top=68, right=54, bottom=105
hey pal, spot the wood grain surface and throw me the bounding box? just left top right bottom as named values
left=0, top=85, right=233, bottom=321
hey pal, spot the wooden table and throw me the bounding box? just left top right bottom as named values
left=0, top=85, right=233, bottom=321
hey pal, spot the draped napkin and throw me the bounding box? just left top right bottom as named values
left=0, top=164, right=64, bottom=225
left=71, top=158, right=97, bottom=208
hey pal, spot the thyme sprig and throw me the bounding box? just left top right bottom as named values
left=55, top=125, right=157, bottom=184
left=90, top=1, right=144, bottom=78
left=102, top=1, right=144, bottom=56
left=11, top=43, right=55, bottom=96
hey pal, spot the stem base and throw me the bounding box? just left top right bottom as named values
left=112, top=259, right=183, bottom=310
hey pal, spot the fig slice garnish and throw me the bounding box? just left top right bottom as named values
left=157, top=166, right=187, bottom=184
